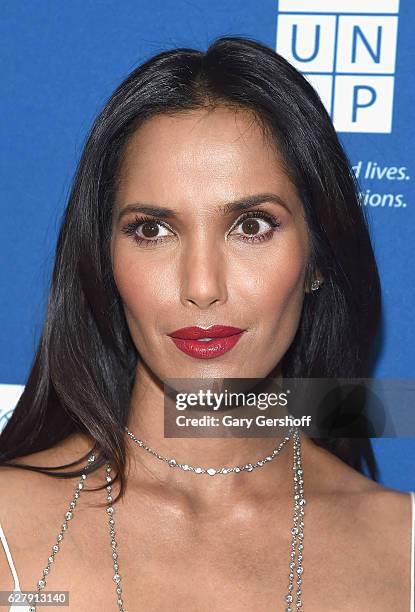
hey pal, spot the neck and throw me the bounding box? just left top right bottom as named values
left=124, top=361, right=309, bottom=506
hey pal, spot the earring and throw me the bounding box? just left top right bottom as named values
left=310, top=279, right=323, bottom=292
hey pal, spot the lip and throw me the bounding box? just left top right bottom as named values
left=168, top=325, right=244, bottom=339
left=167, top=325, right=246, bottom=360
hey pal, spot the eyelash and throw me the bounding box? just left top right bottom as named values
left=120, top=210, right=282, bottom=248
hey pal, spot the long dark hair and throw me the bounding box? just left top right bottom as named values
left=0, top=35, right=382, bottom=503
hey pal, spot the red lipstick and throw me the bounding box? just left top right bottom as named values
left=167, top=325, right=245, bottom=359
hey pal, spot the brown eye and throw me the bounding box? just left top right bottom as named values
left=141, top=221, right=160, bottom=238
left=121, top=216, right=174, bottom=246
left=230, top=211, right=280, bottom=242
left=240, top=218, right=261, bottom=236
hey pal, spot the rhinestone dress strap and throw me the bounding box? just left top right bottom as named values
left=26, top=454, right=96, bottom=612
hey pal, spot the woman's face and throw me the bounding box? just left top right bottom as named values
left=111, top=106, right=311, bottom=379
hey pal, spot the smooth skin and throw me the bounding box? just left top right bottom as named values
left=0, top=107, right=412, bottom=611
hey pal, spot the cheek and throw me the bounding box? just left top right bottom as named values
left=111, top=243, right=173, bottom=332
left=235, top=234, right=308, bottom=334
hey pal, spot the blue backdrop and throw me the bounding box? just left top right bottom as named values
left=0, top=0, right=413, bottom=490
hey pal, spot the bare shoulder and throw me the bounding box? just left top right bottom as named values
left=289, top=438, right=413, bottom=610
left=0, top=431, right=97, bottom=540
left=0, top=432, right=104, bottom=593
left=304, top=436, right=412, bottom=560
left=304, top=435, right=411, bottom=495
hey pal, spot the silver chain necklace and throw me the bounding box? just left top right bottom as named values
left=28, top=425, right=305, bottom=612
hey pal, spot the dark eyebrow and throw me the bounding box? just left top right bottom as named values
left=117, top=193, right=291, bottom=223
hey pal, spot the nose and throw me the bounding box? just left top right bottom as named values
left=180, top=237, right=228, bottom=310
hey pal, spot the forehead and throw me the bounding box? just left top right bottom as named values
left=114, top=106, right=300, bottom=214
